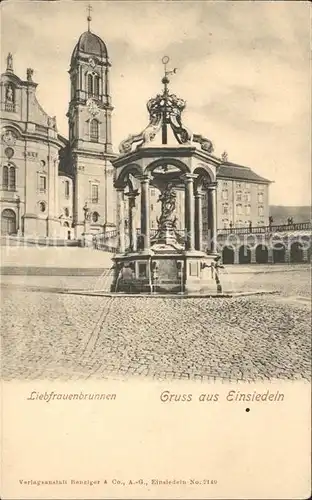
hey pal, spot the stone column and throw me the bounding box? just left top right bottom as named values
left=183, top=174, right=197, bottom=251
left=125, top=191, right=139, bottom=252
left=194, top=189, right=203, bottom=251
left=234, top=248, right=240, bottom=264
left=285, top=245, right=290, bottom=264
left=207, top=182, right=218, bottom=253
left=140, top=175, right=150, bottom=251
left=250, top=247, right=257, bottom=264
left=116, top=187, right=126, bottom=253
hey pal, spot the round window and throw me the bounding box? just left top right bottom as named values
left=39, top=201, right=46, bottom=212
left=4, top=147, right=14, bottom=159
left=92, top=211, right=99, bottom=223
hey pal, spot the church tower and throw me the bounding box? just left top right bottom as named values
left=68, top=8, right=116, bottom=237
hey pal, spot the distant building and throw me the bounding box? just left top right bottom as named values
left=214, top=161, right=270, bottom=229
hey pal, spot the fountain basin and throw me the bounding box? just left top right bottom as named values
left=111, top=247, right=221, bottom=294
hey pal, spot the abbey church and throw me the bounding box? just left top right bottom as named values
left=0, top=22, right=270, bottom=239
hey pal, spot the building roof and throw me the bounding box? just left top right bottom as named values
left=217, top=161, right=271, bottom=184
left=71, top=31, right=108, bottom=64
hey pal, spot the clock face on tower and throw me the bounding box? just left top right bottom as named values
left=88, top=57, right=96, bottom=69
left=86, top=98, right=100, bottom=117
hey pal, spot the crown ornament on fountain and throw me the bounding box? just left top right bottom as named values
left=118, top=56, right=214, bottom=155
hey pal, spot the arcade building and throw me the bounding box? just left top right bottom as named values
left=0, top=19, right=270, bottom=240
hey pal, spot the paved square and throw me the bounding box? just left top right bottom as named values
left=1, top=266, right=310, bottom=382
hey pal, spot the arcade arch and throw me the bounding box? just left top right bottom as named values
left=222, top=246, right=234, bottom=264
left=239, top=245, right=251, bottom=264
left=255, top=245, right=268, bottom=264
left=290, top=241, right=304, bottom=263
left=273, top=243, right=286, bottom=263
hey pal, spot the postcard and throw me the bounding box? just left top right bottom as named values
left=0, top=1, right=311, bottom=499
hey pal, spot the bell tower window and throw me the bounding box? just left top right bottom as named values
left=87, top=74, right=93, bottom=96
left=94, top=75, right=100, bottom=97
left=86, top=72, right=100, bottom=98
left=90, top=119, right=99, bottom=142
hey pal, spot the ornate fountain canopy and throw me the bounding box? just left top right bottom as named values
left=119, top=56, right=214, bottom=155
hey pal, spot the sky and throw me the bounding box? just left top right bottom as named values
left=1, top=0, right=311, bottom=206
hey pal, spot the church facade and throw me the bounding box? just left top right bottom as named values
left=0, top=26, right=270, bottom=239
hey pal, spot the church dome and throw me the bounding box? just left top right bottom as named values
left=71, top=31, right=108, bottom=64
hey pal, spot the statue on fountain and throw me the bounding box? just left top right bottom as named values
left=150, top=183, right=179, bottom=247
left=157, top=183, right=177, bottom=228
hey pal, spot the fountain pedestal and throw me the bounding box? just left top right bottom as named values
left=111, top=244, right=219, bottom=294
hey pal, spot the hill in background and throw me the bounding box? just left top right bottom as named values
left=269, top=206, right=311, bottom=225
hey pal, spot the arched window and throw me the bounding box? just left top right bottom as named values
left=1, top=209, right=16, bottom=235
left=94, top=75, right=100, bottom=97
left=90, top=119, right=99, bottom=142
left=9, top=166, right=16, bottom=190
left=2, top=166, right=9, bottom=189
left=87, top=74, right=93, bottom=96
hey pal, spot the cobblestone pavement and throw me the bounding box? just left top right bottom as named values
left=1, top=268, right=311, bottom=381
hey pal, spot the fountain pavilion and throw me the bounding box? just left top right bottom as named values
left=111, top=57, right=222, bottom=294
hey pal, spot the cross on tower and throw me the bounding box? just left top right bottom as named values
left=87, top=4, right=92, bottom=31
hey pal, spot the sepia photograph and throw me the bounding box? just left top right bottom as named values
left=0, top=0, right=311, bottom=499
